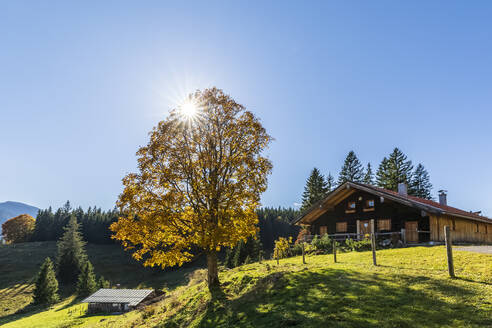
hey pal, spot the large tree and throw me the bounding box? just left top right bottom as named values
left=300, top=168, right=329, bottom=211
left=111, top=88, right=272, bottom=289
left=1, top=214, right=35, bottom=243
left=376, top=148, right=413, bottom=191
left=410, top=163, right=433, bottom=199
left=338, top=151, right=364, bottom=184
left=56, top=215, right=88, bottom=284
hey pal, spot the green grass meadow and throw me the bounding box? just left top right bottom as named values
left=0, top=243, right=490, bottom=327
left=0, top=242, right=203, bottom=327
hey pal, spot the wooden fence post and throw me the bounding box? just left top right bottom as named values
left=371, top=233, right=377, bottom=266
left=302, top=242, right=306, bottom=264
left=444, top=226, right=455, bottom=278
left=401, top=228, right=406, bottom=245
left=333, top=239, right=337, bottom=263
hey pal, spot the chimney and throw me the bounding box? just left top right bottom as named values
left=398, top=183, right=408, bottom=196
left=438, top=190, right=447, bottom=206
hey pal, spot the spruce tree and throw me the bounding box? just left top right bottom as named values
left=98, top=276, right=110, bottom=289
left=326, top=173, right=335, bottom=192
left=232, top=239, right=245, bottom=268
left=363, top=163, right=375, bottom=185
left=32, top=207, right=55, bottom=241
left=33, top=257, right=59, bottom=305
left=246, top=237, right=262, bottom=262
left=76, top=261, right=98, bottom=297
left=376, top=148, right=414, bottom=191
left=56, top=215, right=87, bottom=284
left=301, top=168, right=329, bottom=211
left=410, top=164, right=433, bottom=199
left=337, top=151, right=364, bottom=185
left=224, top=248, right=234, bottom=268
left=376, top=157, right=390, bottom=188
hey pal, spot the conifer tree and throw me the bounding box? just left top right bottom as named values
left=326, top=173, right=335, bottom=192
left=56, top=215, right=87, bottom=284
left=376, top=148, right=414, bottom=191
left=246, top=237, right=262, bottom=262
left=224, top=248, right=234, bottom=268
left=32, top=207, right=55, bottom=241
left=33, top=257, right=59, bottom=305
left=410, top=164, right=433, bottom=199
left=232, top=239, right=245, bottom=268
left=363, top=163, right=375, bottom=185
left=226, top=234, right=263, bottom=268
left=337, top=151, right=364, bottom=185
left=76, top=261, right=98, bottom=297
left=301, top=168, right=329, bottom=211
left=98, top=276, right=110, bottom=289
left=376, top=157, right=390, bottom=187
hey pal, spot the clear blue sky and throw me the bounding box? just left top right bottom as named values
left=1, top=1, right=491, bottom=216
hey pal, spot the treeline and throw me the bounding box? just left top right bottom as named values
left=32, top=201, right=118, bottom=244
left=301, top=147, right=433, bottom=210
left=30, top=202, right=299, bottom=251
left=257, top=207, right=300, bottom=250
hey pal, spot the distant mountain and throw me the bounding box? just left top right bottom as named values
left=0, top=201, right=40, bottom=234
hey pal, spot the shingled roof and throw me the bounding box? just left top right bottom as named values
left=293, top=181, right=492, bottom=225
left=82, top=289, right=153, bottom=306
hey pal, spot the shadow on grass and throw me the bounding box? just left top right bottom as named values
left=455, top=276, right=492, bottom=286
left=171, top=268, right=492, bottom=328
left=0, top=285, right=81, bottom=325
left=0, top=303, right=50, bottom=326
left=54, top=296, right=80, bottom=312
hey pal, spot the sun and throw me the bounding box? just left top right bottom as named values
left=180, top=100, right=198, bottom=119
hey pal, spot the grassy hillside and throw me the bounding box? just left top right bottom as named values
left=0, top=242, right=203, bottom=324
left=1, top=244, right=491, bottom=327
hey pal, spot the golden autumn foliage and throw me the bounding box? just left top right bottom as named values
left=110, top=87, right=272, bottom=287
left=273, top=237, right=292, bottom=264
left=1, top=214, right=35, bottom=243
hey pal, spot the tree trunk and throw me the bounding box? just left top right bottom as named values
left=206, top=251, right=220, bottom=290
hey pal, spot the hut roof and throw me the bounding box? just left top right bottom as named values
left=293, top=181, right=492, bottom=225
left=82, top=289, right=153, bottom=306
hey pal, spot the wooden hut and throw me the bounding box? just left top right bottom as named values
left=293, top=181, right=492, bottom=244
left=82, top=289, right=154, bottom=313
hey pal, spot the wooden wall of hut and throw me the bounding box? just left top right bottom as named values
left=87, top=302, right=128, bottom=314
left=429, top=215, right=492, bottom=243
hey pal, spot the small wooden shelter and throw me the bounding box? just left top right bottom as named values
left=82, top=288, right=154, bottom=313
left=293, top=181, right=492, bottom=244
